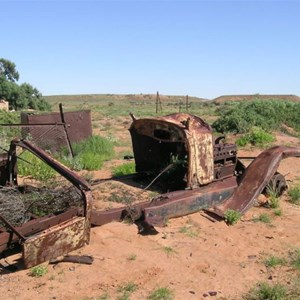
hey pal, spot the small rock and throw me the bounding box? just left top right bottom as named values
left=69, top=266, right=75, bottom=271
left=190, top=252, right=193, bottom=257
left=203, top=293, right=209, bottom=297
left=268, top=275, right=273, bottom=280
left=248, top=255, right=257, bottom=259
left=189, top=290, right=195, bottom=294
left=208, top=291, right=218, bottom=296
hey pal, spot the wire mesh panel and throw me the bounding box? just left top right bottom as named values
left=0, top=124, right=72, bottom=156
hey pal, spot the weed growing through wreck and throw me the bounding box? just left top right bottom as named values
left=224, top=209, right=241, bottom=225
left=112, top=162, right=136, bottom=176
left=243, top=282, right=287, bottom=300
left=266, top=186, right=280, bottom=209
left=29, top=265, right=48, bottom=277
left=288, top=184, right=300, bottom=205
left=147, top=287, right=174, bottom=300
left=108, top=191, right=134, bottom=204
left=18, top=151, right=56, bottom=182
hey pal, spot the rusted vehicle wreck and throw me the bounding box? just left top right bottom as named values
left=92, top=113, right=300, bottom=226
left=0, top=113, right=299, bottom=268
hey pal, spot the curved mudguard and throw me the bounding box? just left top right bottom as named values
left=211, top=146, right=300, bottom=217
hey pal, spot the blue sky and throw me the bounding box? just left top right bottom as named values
left=2, top=0, right=300, bottom=99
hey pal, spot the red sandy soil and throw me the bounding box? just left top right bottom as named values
left=1, top=132, right=300, bottom=300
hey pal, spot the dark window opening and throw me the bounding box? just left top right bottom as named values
left=153, top=129, right=171, bottom=140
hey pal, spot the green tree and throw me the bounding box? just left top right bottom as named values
left=0, top=58, right=19, bottom=82
left=0, top=58, right=50, bottom=111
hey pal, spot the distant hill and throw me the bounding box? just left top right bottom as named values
left=212, top=94, right=300, bottom=104
left=44, top=93, right=209, bottom=104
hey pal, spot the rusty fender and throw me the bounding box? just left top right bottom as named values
left=211, top=146, right=300, bottom=217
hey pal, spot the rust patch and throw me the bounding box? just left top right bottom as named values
left=23, top=217, right=86, bottom=268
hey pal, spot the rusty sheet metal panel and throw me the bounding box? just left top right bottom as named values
left=211, top=146, right=300, bottom=217
left=186, top=129, right=214, bottom=187
left=21, top=110, right=92, bottom=150
left=23, top=217, right=87, bottom=268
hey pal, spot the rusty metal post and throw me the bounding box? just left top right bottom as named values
left=59, top=103, right=74, bottom=158
left=156, top=92, right=162, bottom=114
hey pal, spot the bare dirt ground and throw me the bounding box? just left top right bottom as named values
left=1, top=121, right=300, bottom=300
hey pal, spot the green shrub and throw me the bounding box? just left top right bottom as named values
left=59, top=135, right=114, bottom=171
left=112, top=162, right=135, bottom=176
left=179, top=226, right=199, bottom=238
left=148, top=287, right=173, bottom=300
left=224, top=209, right=241, bottom=225
left=212, top=100, right=300, bottom=134
left=290, top=249, right=300, bottom=270
left=253, top=213, right=272, bottom=224
left=264, top=255, right=286, bottom=268
left=117, top=282, right=138, bottom=300
left=244, top=282, right=287, bottom=300
left=274, top=209, right=282, bottom=216
left=268, top=189, right=280, bottom=209
left=236, top=127, right=275, bottom=147
left=18, top=151, right=56, bottom=181
left=288, top=184, right=300, bottom=205
left=29, top=265, right=48, bottom=277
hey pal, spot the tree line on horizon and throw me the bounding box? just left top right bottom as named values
left=0, top=58, right=50, bottom=111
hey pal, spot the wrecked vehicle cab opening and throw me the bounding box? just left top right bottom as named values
left=129, top=113, right=215, bottom=191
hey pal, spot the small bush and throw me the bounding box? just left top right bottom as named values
left=243, top=282, right=287, bottom=300
left=18, top=151, right=56, bottom=182
left=117, top=282, right=138, bottom=300
left=162, top=246, right=176, bottom=256
left=179, top=226, right=199, bottom=238
left=212, top=100, right=300, bottom=134
left=224, top=209, right=241, bottom=225
left=60, top=135, right=114, bottom=171
left=236, top=127, right=275, bottom=147
left=148, top=287, right=173, bottom=300
left=264, top=255, right=286, bottom=268
left=127, top=254, right=137, bottom=261
left=290, top=249, right=300, bottom=270
left=29, top=265, right=48, bottom=277
left=112, top=162, right=135, bottom=176
left=253, top=213, right=272, bottom=224
left=288, top=184, right=300, bottom=205
left=274, top=209, right=282, bottom=216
